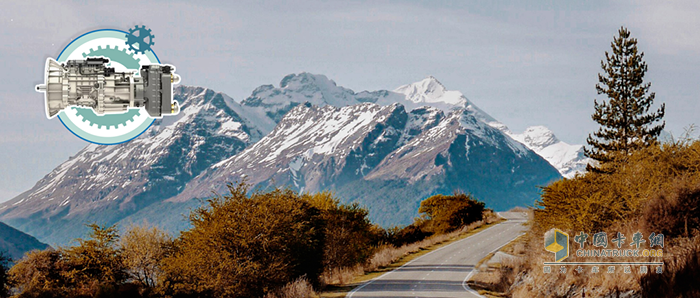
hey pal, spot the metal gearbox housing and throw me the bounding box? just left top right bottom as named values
left=36, top=57, right=180, bottom=118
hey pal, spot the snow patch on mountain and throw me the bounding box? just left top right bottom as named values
left=386, top=76, right=499, bottom=124
left=507, top=126, right=589, bottom=178
left=0, top=86, right=264, bottom=244
left=381, top=76, right=587, bottom=178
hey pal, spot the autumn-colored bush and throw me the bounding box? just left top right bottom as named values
left=158, top=183, right=325, bottom=298
left=9, top=249, right=70, bottom=298
left=9, top=224, right=135, bottom=298
left=5, top=185, right=496, bottom=297
left=512, top=140, right=700, bottom=297
left=419, top=192, right=485, bottom=234
left=120, top=223, right=172, bottom=288
left=535, top=141, right=700, bottom=233
left=642, top=181, right=700, bottom=239
left=301, top=192, right=376, bottom=271
left=62, top=224, right=126, bottom=291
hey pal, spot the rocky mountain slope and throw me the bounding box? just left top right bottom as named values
left=1, top=74, right=566, bottom=244
left=385, top=76, right=589, bottom=178
left=176, top=77, right=562, bottom=226
left=0, top=86, right=270, bottom=244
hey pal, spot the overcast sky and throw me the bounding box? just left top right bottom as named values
left=1, top=0, right=698, bottom=202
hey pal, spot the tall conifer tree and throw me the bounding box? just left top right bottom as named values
left=585, top=27, right=665, bottom=172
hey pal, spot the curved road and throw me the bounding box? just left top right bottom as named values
left=347, top=212, right=527, bottom=298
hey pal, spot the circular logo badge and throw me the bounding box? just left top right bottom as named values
left=55, top=29, right=161, bottom=145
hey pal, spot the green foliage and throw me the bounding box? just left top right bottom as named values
left=585, top=27, right=665, bottom=172
left=159, top=183, right=325, bottom=298
left=418, top=193, right=485, bottom=234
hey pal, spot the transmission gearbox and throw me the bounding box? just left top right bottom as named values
left=36, top=57, right=181, bottom=118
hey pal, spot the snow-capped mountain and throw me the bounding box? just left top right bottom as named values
left=383, top=76, right=589, bottom=178
left=176, top=100, right=560, bottom=226
left=385, top=76, right=499, bottom=125
left=241, top=73, right=398, bottom=123
left=175, top=103, right=441, bottom=199
left=506, top=126, right=589, bottom=178
left=1, top=74, right=566, bottom=243
left=0, top=86, right=268, bottom=244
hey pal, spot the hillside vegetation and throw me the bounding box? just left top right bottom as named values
left=0, top=183, right=489, bottom=298
left=496, top=139, right=700, bottom=297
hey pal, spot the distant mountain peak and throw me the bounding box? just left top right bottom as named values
left=3, top=74, right=572, bottom=244
left=516, top=126, right=561, bottom=150
left=394, top=76, right=465, bottom=106
left=507, top=126, right=589, bottom=178
left=241, top=72, right=361, bottom=122
left=397, top=76, right=446, bottom=98
left=280, top=72, right=336, bottom=89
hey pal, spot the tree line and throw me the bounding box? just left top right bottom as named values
left=0, top=183, right=488, bottom=298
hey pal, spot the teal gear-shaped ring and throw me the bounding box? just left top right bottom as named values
left=73, top=107, right=141, bottom=130
left=77, top=44, right=144, bottom=130
left=54, top=29, right=159, bottom=145
left=82, top=45, right=141, bottom=69
left=125, top=25, right=155, bottom=54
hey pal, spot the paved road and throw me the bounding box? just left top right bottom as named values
left=347, top=212, right=528, bottom=298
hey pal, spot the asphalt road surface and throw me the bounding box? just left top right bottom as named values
left=347, top=212, right=528, bottom=298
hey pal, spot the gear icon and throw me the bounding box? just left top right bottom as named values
left=125, top=25, right=155, bottom=54
left=73, top=107, right=142, bottom=130
left=82, top=45, right=141, bottom=70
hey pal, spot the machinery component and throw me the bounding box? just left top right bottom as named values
left=126, top=25, right=155, bottom=54
left=36, top=57, right=181, bottom=118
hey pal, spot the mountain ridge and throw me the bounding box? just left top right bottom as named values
left=0, top=86, right=266, bottom=244
left=2, top=74, right=568, bottom=243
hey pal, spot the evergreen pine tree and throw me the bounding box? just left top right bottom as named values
left=585, top=27, right=665, bottom=172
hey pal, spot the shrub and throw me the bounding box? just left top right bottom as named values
left=418, top=192, right=485, bottom=234
left=302, top=192, right=376, bottom=270
left=159, top=183, right=325, bottom=298
left=62, top=224, right=126, bottom=290
left=9, top=249, right=70, bottom=298
left=535, top=141, right=700, bottom=233
left=120, top=223, right=172, bottom=288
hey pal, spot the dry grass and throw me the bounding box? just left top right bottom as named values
left=366, top=222, right=478, bottom=272
left=319, top=210, right=502, bottom=296
left=320, top=265, right=364, bottom=285
left=468, top=234, right=528, bottom=296
left=320, top=221, right=484, bottom=287
left=510, top=225, right=657, bottom=298
left=505, top=222, right=700, bottom=297
left=640, top=235, right=700, bottom=298
left=264, top=276, right=317, bottom=298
